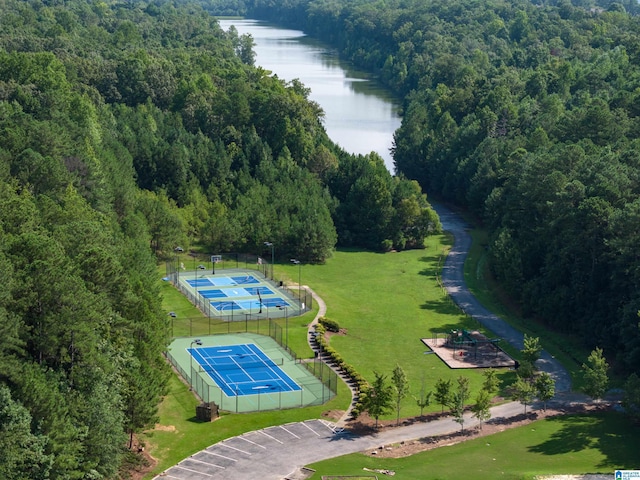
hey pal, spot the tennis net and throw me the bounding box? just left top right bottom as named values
left=201, top=357, right=284, bottom=371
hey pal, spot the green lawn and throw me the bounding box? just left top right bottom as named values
left=292, top=236, right=517, bottom=418
left=144, top=230, right=590, bottom=478
left=307, top=411, right=639, bottom=479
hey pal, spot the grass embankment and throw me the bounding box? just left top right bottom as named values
left=307, top=411, right=639, bottom=479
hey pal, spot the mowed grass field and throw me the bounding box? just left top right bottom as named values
left=145, top=230, right=602, bottom=478
left=285, top=235, right=518, bottom=418
left=307, top=411, right=640, bottom=479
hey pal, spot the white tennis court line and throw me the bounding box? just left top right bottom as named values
left=246, top=343, right=300, bottom=392
left=194, top=343, right=301, bottom=396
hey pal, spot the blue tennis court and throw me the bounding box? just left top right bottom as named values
left=186, top=274, right=261, bottom=288
left=244, top=286, right=274, bottom=296
left=210, top=298, right=291, bottom=312
left=188, top=343, right=300, bottom=396
left=197, top=286, right=275, bottom=299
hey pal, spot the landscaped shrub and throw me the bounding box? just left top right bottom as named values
left=318, top=316, right=340, bottom=332
left=312, top=323, right=369, bottom=415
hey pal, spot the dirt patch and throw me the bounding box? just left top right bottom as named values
left=121, top=436, right=158, bottom=480
left=322, top=409, right=346, bottom=421
left=325, top=328, right=348, bottom=341
left=350, top=402, right=611, bottom=459
left=153, top=424, right=176, bottom=432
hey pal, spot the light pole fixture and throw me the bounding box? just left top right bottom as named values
left=290, top=259, right=301, bottom=314
left=264, top=242, right=274, bottom=280
left=189, top=339, right=202, bottom=391
left=276, top=305, right=289, bottom=347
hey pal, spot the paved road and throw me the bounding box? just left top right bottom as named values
left=432, top=202, right=572, bottom=393
left=154, top=203, right=574, bottom=479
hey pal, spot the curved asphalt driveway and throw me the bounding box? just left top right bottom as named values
left=154, top=203, right=573, bottom=479
left=432, top=202, right=572, bottom=393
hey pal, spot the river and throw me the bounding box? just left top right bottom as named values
left=218, top=19, right=401, bottom=173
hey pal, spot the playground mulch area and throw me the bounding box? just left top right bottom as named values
left=421, top=330, right=515, bottom=369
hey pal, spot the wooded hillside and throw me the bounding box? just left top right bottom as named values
left=0, top=0, right=439, bottom=478
left=218, top=0, right=640, bottom=375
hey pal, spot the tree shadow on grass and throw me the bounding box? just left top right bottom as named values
left=426, top=322, right=477, bottom=336
left=420, top=297, right=465, bottom=316
left=529, top=415, right=595, bottom=454
left=418, top=253, right=441, bottom=269
left=528, top=411, right=639, bottom=470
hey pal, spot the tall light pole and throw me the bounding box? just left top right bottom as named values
left=264, top=242, right=274, bottom=280
left=277, top=305, right=289, bottom=347
left=290, top=259, right=301, bottom=314
left=189, top=339, right=202, bottom=391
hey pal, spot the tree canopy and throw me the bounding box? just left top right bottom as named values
left=0, top=0, right=443, bottom=476
left=231, top=0, right=640, bottom=374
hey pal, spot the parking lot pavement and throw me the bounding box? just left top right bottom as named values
left=155, top=402, right=530, bottom=480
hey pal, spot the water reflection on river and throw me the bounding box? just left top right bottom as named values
left=218, top=19, right=401, bottom=172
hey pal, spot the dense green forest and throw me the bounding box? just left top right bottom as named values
left=0, top=0, right=440, bottom=478
left=204, top=0, right=640, bottom=376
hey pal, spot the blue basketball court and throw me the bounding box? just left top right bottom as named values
left=188, top=343, right=301, bottom=397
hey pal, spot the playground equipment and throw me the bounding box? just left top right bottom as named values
left=433, top=329, right=502, bottom=360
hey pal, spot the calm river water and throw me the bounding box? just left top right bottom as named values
left=218, top=19, right=401, bottom=173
